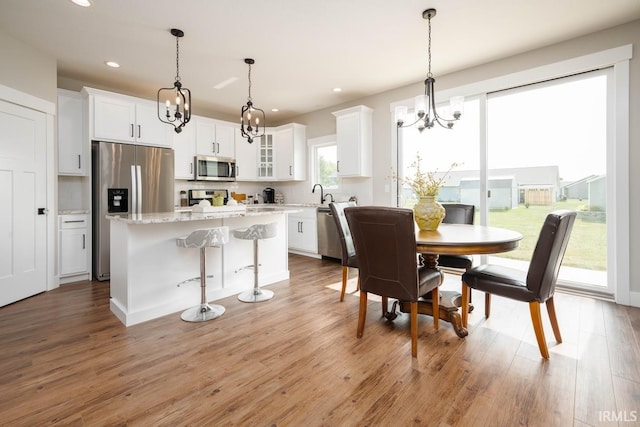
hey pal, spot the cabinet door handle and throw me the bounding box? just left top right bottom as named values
left=236, top=165, right=239, bottom=177
left=78, top=155, right=81, bottom=169
left=82, top=233, right=86, bottom=250
left=212, top=142, right=215, bottom=153
left=190, top=162, right=193, bottom=174
left=337, top=160, right=340, bottom=173
left=217, top=143, right=220, bottom=153
left=289, top=165, right=292, bottom=176
left=130, top=124, right=134, bottom=138
left=63, top=220, right=85, bottom=224
left=138, top=124, right=141, bottom=139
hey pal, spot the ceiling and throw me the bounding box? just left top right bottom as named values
left=2, top=0, right=640, bottom=122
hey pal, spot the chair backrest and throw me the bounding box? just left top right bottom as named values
left=329, top=201, right=357, bottom=265
left=345, top=206, right=419, bottom=301
left=526, top=210, right=577, bottom=302
left=442, top=203, right=475, bottom=225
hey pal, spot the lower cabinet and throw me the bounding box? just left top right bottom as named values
left=59, top=214, right=90, bottom=282
left=288, top=208, right=318, bottom=255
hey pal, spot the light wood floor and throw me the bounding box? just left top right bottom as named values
left=1, top=254, right=639, bottom=426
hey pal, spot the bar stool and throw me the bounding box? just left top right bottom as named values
left=176, top=226, right=229, bottom=322
left=233, top=222, right=278, bottom=303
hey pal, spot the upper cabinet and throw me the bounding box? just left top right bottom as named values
left=257, top=132, right=274, bottom=179
left=57, top=89, right=87, bottom=176
left=235, top=128, right=258, bottom=181
left=83, top=87, right=172, bottom=147
left=332, top=105, right=372, bottom=177
left=173, top=122, right=196, bottom=179
left=195, top=117, right=235, bottom=158
left=275, top=123, right=306, bottom=181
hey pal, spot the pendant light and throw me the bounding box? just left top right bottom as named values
left=157, top=28, right=191, bottom=134
left=240, top=58, right=266, bottom=144
left=395, top=9, right=464, bottom=131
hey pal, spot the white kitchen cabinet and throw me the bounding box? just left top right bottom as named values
left=275, top=123, right=306, bottom=181
left=173, top=121, right=196, bottom=179
left=195, top=117, right=235, bottom=158
left=57, top=89, right=86, bottom=175
left=85, top=88, right=172, bottom=147
left=257, top=132, right=274, bottom=179
left=59, top=214, right=89, bottom=277
left=332, top=105, right=373, bottom=177
left=288, top=207, right=318, bottom=254
left=235, top=128, right=258, bottom=181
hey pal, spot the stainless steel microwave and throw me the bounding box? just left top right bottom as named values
left=193, top=156, right=236, bottom=181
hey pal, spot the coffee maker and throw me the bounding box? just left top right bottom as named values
left=263, top=187, right=275, bottom=204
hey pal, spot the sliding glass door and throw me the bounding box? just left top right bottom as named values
left=397, top=68, right=612, bottom=295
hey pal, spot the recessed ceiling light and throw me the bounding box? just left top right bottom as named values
left=333, top=87, right=342, bottom=92
left=71, top=0, right=91, bottom=7
left=271, top=108, right=279, bottom=112
left=105, top=61, right=120, bottom=68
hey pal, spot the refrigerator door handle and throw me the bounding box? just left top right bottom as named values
left=131, top=165, right=138, bottom=214
left=136, top=165, right=142, bottom=214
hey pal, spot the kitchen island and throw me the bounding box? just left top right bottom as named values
left=107, top=206, right=298, bottom=326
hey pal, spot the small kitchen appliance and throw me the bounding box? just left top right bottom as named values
left=263, top=187, right=275, bottom=204
left=188, top=189, right=228, bottom=206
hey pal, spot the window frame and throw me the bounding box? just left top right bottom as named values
left=307, top=134, right=340, bottom=191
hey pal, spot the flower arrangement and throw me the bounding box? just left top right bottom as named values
left=390, top=153, right=458, bottom=197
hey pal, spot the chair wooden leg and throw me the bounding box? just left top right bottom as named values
left=529, top=301, right=550, bottom=359
left=357, top=291, right=368, bottom=338
left=461, top=283, right=470, bottom=328
left=546, top=297, right=563, bottom=343
left=381, top=296, right=388, bottom=317
left=485, top=293, right=491, bottom=319
left=410, top=301, right=418, bottom=357
left=432, top=287, right=439, bottom=330
left=340, top=266, right=348, bottom=302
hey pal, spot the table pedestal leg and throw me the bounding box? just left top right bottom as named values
left=397, top=291, right=468, bottom=338
left=400, top=253, right=470, bottom=338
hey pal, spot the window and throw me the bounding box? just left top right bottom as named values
left=309, top=135, right=339, bottom=189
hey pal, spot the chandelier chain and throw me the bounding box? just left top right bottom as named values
left=175, top=34, right=181, bottom=82
left=247, top=62, right=253, bottom=102
left=427, top=13, right=433, bottom=78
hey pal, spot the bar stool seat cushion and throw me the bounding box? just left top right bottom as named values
left=177, top=227, right=229, bottom=249
left=233, top=223, right=277, bottom=241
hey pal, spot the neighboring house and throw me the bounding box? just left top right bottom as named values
left=437, top=165, right=560, bottom=209
left=588, top=175, right=606, bottom=211
left=560, top=175, right=599, bottom=200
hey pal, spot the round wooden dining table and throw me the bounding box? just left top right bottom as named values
left=398, top=223, right=523, bottom=337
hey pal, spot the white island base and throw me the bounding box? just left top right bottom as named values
left=108, top=209, right=292, bottom=326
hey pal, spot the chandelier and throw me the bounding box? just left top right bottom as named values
left=157, top=28, right=191, bottom=134
left=396, top=9, right=463, bottom=131
left=240, top=58, right=266, bottom=144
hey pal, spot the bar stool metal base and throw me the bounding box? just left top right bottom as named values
left=237, top=288, right=274, bottom=303
left=180, top=303, right=226, bottom=322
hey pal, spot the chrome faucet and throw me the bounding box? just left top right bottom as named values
left=312, top=184, right=324, bottom=204
left=323, top=193, right=335, bottom=204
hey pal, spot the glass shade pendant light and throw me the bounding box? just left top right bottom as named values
left=395, top=9, right=463, bottom=131
left=240, top=58, right=266, bottom=144
left=157, top=28, right=191, bottom=134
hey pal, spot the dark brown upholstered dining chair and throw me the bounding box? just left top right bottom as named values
left=437, top=204, right=478, bottom=303
left=461, top=210, right=576, bottom=359
left=329, top=201, right=358, bottom=301
left=345, top=206, right=443, bottom=357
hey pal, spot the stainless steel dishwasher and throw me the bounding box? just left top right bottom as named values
left=316, top=207, right=342, bottom=259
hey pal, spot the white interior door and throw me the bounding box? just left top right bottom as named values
left=0, top=100, right=47, bottom=306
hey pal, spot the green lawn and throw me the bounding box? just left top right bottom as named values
left=487, top=199, right=606, bottom=271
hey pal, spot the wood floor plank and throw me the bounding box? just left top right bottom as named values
left=0, top=254, right=639, bottom=426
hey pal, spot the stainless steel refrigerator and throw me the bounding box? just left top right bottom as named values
left=92, top=141, right=175, bottom=281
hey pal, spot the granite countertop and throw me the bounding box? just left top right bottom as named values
left=107, top=205, right=301, bottom=224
